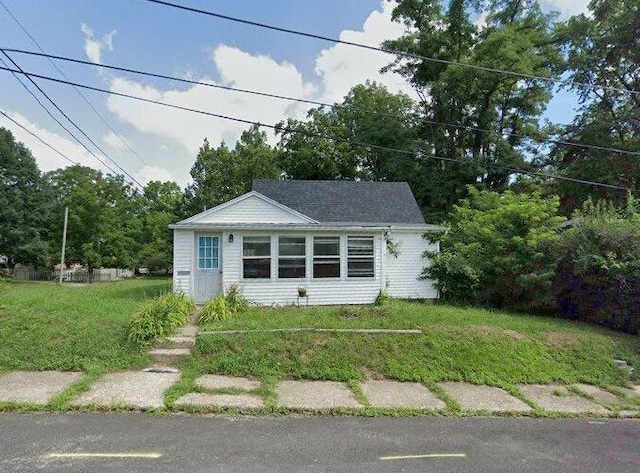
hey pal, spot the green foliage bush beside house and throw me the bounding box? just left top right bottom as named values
left=427, top=190, right=640, bottom=334
left=425, top=188, right=565, bottom=311
left=556, top=200, right=640, bottom=333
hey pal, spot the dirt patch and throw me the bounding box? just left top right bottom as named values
left=472, top=325, right=528, bottom=341
left=545, top=332, right=581, bottom=349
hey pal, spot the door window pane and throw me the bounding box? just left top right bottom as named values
left=198, top=236, right=219, bottom=269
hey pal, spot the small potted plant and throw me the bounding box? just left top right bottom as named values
left=297, top=286, right=307, bottom=297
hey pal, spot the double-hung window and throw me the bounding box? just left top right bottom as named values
left=347, top=236, right=374, bottom=278
left=278, top=236, right=306, bottom=278
left=313, top=236, right=340, bottom=278
left=243, top=236, right=271, bottom=279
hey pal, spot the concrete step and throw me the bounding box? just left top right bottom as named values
left=177, top=325, right=198, bottom=337
left=154, top=336, right=195, bottom=349
left=149, top=348, right=191, bottom=365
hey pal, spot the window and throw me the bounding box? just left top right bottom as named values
left=243, top=236, right=271, bottom=279
left=198, top=236, right=219, bottom=269
left=313, top=236, right=340, bottom=278
left=347, top=236, right=374, bottom=278
left=279, top=236, right=306, bottom=278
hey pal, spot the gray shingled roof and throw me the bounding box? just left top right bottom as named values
left=253, top=180, right=426, bottom=225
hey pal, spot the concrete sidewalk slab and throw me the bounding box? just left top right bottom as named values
left=518, top=384, right=609, bottom=414
left=360, top=380, right=446, bottom=409
left=175, top=393, right=264, bottom=409
left=72, top=371, right=180, bottom=409
left=572, top=384, right=624, bottom=406
left=276, top=381, right=362, bottom=409
left=195, top=375, right=261, bottom=391
left=438, top=382, right=531, bottom=412
left=0, top=371, right=83, bottom=405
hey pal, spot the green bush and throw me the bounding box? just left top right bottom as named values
left=198, top=285, right=250, bottom=325
left=199, top=294, right=232, bottom=324
left=374, top=290, right=391, bottom=306
left=225, top=283, right=249, bottom=313
left=127, top=291, right=195, bottom=344
left=555, top=199, right=640, bottom=333
left=424, top=188, right=565, bottom=310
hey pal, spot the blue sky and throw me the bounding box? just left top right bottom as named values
left=0, top=0, right=587, bottom=188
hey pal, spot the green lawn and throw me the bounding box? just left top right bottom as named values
left=0, top=278, right=170, bottom=372
left=190, top=301, right=640, bottom=390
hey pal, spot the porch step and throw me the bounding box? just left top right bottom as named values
left=177, top=325, right=199, bottom=337
left=154, top=336, right=196, bottom=350
left=149, top=348, right=191, bottom=365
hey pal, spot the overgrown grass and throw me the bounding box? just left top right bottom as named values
left=194, top=300, right=640, bottom=389
left=127, top=291, right=195, bottom=344
left=0, top=278, right=170, bottom=372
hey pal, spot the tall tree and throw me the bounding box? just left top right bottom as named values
left=138, top=180, right=185, bottom=273
left=186, top=125, right=280, bottom=214
left=46, top=166, right=140, bottom=270
left=0, top=127, right=51, bottom=267
left=276, top=81, right=419, bottom=182
left=383, top=0, right=561, bottom=220
left=549, top=0, right=640, bottom=213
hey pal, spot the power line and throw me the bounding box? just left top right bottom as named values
left=140, top=0, right=640, bottom=97
left=0, top=0, right=148, bottom=165
left=0, top=108, right=78, bottom=165
left=5, top=47, right=640, bottom=158
left=0, top=63, right=630, bottom=193
left=0, top=51, right=143, bottom=188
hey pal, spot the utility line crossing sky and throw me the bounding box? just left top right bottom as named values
left=0, top=0, right=589, bottom=187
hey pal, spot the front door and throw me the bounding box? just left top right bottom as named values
left=194, top=234, right=221, bottom=304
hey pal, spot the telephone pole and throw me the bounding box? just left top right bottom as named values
left=59, top=206, right=68, bottom=285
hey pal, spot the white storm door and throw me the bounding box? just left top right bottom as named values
left=194, top=234, right=221, bottom=303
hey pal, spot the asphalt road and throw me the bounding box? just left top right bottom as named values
left=0, top=413, right=638, bottom=472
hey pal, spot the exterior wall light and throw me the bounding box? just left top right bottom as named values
left=228, top=233, right=234, bottom=243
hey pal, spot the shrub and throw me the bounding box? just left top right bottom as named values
left=374, top=290, right=391, bottom=306
left=424, top=187, right=565, bottom=310
left=198, top=285, right=249, bottom=325
left=555, top=199, right=640, bottom=333
left=225, top=283, right=249, bottom=313
left=199, top=294, right=232, bottom=324
left=127, top=291, right=195, bottom=344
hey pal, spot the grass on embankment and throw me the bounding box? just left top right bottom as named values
left=0, top=278, right=170, bottom=372
left=192, top=301, right=640, bottom=389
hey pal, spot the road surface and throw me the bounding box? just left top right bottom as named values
left=0, top=413, right=638, bottom=472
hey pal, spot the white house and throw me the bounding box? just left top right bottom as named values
left=170, top=180, right=441, bottom=305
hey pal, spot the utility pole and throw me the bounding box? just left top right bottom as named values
left=59, top=207, right=68, bottom=285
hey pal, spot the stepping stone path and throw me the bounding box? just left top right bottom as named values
left=361, top=380, right=445, bottom=409
left=175, top=375, right=264, bottom=409
left=518, top=384, right=610, bottom=414
left=72, top=371, right=180, bottom=409
left=175, top=393, right=264, bottom=409
left=438, top=382, right=532, bottom=413
left=276, top=380, right=362, bottom=409
left=0, top=371, right=83, bottom=405
left=148, top=310, right=200, bottom=367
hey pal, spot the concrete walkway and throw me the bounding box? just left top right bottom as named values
left=0, top=369, right=638, bottom=417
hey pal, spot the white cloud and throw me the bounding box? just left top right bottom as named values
left=102, top=131, right=129, bottom=150
left=543, top=0, right=590, bottom=18
left=134, top=165, right=173, bottom=185
left=314, top=0, right=415, bottom=104
left=105, top=46, right=315, bottom=155
left=0, top=111, right=111, bottom=173
left=80, top=23, right=117, bottom=64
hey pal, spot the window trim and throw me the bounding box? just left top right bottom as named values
left=242, top=235, right=272, bottom=280
left=277, top=235, right=307, bottom=279
left=312, top=235, right=341, bottom=279
left=347, top=236, right=375, bottom=278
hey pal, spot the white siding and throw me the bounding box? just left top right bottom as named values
left=189, top=195, right=311, bottom=224
left=221, top=231, right=383, bottom=305
left=172, top=229, right=194, bottom=295
left=385, top=231, right=439, bottom=299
